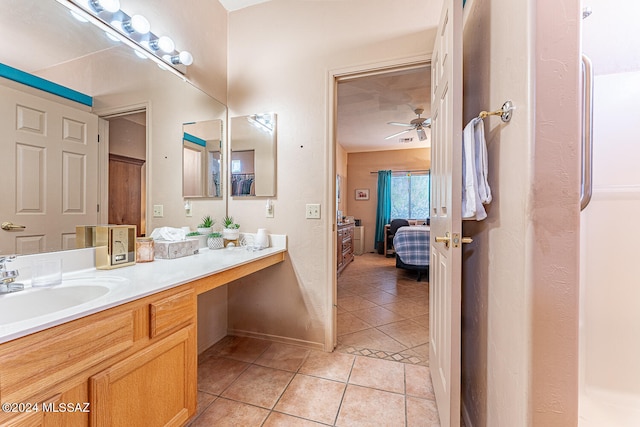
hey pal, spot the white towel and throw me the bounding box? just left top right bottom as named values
left=462, top=117, right=492, bottom=220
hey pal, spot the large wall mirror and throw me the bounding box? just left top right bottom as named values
left=230, top=113, right=277, bottom=197
left=0, top=0, right=227, bottom=255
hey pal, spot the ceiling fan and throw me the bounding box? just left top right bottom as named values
left=385, top=108, right=431, bottom=142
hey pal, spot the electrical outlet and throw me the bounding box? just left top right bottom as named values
left=153, top=204, right=164, bottom=217
left=305, top=203, right=321, bottom=219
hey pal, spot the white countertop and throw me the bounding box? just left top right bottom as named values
left=0, top=234, right=286, bottom=344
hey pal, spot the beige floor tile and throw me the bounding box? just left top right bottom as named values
left=254, top=343, right=310, bottom=372
left=263, top=412, right=328, bottom=426
left=405, top=363, right=435, bottom=399
left=221, top=365, right=294, bottom=409
left=410, top=343, right=430, bottom=360
left=336, top=384, right=405, bottom=427
left=190, top=398, right=269, bottom=427
left=412, top=314, right=430, bottom=328
left=337, top=295, right=378, bottom=312
left=338, top=328, right=407, bottom=353
left=198, top=356, right=249, bottom=395
left=348, top=356, right=405, bottom=394
left=406, top=396, right=440, bottom=427
left=194, top=392, right=216, bottom=418
left=359, top=289, right=401, bottom=305
left=337, top=312, right=372, bottom=336
left=351, top=305, right=407, bottom=327
left=274, top=374, right=346, bottom=425
left=378, top=319, right=429, bottom=348
left=209, top=336, right=272, bottom=363
left=382, top=299, right=429, bottom=318
left=299, top=350, right=355, bottom=382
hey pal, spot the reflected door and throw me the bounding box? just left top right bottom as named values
left=0, top=83, right=99, bottom=255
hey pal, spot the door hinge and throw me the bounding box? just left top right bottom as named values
left=97, top=204, right=100, bottom=213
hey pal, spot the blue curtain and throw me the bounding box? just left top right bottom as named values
left=375, top=170, right=392, bottom=250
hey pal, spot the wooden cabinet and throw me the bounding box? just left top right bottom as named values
left=337, top=223, right=355, bottom=275
left=0, top=287, right=196, bottom=427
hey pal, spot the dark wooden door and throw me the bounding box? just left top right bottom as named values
left=109, top=154, right=145, bottom=236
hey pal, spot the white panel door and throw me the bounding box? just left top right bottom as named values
left=0, top=83, right=99, bottom=255
left=429, top=0, right=463, bottom=425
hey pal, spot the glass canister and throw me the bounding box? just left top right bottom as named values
left=136, top=237, right=154, bottom=262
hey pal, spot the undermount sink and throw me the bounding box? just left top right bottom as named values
left=0, top=283, right=111, bottom=324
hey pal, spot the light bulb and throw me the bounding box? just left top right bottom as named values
left=149, top=36, right=175, bottom=53
left=172, top=51, right=194, bottom=66
left=89, top=0, right=120, bottom=13
left=122, top=14, right=150, bottom=34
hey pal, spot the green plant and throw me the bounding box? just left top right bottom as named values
left=186, top=231, right=201, bottom=237
left=198, top=215, right=214, bottom=228
left=208, top=232, right=222, bottom=238
left=222, top=215, right=240, bottom=229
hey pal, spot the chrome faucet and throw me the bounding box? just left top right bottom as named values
left=0, top=255, right=24, bottom=294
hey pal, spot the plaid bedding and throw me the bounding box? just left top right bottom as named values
left=393, top=226, right=430, bottom=266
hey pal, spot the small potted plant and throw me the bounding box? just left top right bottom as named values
left=222, top=215, right=240, bottom=240
left=207, top=232, right=224, bottom=250
left=197, top=215, right=214, bottom=235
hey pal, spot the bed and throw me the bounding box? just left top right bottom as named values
left=392, top=225, right=430, bottom=281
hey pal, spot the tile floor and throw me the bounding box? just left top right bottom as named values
left=189, top=252, right=439, bottom=426
left=336, top=252, right=430, bottom=365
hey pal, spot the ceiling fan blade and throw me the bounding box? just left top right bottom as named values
left=385, top=129, right=412, bottom=140
left=423, top=117, right=432, bottom=127
left=387, top=121, right=413, bottom=127
left=416, top=127, right=428, bottom=141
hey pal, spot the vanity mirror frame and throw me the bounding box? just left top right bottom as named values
left=229, top=113, right=277, bottom=198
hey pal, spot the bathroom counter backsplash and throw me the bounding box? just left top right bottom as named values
left=0, top=233, right=286, bottom=344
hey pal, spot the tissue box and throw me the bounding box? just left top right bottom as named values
left=154, top=239, right=199, bottom=259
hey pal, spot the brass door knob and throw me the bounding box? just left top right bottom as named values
left=1, top=222, right=26, bottom=231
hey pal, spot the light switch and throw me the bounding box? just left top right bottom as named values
left=305, top=203, right=321, bottom=219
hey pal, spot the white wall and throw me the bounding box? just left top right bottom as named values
left=226, top=0, right=440, bottom=348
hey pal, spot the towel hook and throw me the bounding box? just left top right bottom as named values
left=478, top=100, right=514, bottom=123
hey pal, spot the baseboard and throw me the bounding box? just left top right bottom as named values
left=227, top=328, right=325, bottom=351
left=462, top=400, right=474, bottom=427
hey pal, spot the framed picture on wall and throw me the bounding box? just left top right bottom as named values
left=355, top=189, right=369, bottom=200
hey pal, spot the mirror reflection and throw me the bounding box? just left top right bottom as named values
left=0, top=0, right=227, bottom=255
left=230, top=113, right=277, bottom=197
left=183, top=120, right=223, bottom=198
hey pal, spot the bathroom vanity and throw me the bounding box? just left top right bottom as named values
left=0, top=238, right=286, bottom=426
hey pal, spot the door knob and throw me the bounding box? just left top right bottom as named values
left=1, top=222, right=26, bottom=231
left=435, top=232, right=451, bottom=248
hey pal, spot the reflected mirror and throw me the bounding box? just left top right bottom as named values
left=0, top=0, right=227, bottom=255
left=230, top=113, right=277, bottom=197
left=183, top=120, right=223, bottom=198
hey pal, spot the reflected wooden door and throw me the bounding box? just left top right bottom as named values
left=0, top=83, right=98, bottom=255
left=429, top=0, right=463, bottom=425
left=108, top=154, right=144, bottom=237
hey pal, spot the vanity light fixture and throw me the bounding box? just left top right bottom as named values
left=56, top=0, right=194, bottom=79
left=88, top=0, right=120, bottom=14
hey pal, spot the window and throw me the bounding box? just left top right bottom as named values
left=390, top=172, right=430, bottom=220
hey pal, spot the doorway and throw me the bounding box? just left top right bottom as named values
left=100, top=110, right=147, bottom=237
left=332, top=61, right=431, bottom=356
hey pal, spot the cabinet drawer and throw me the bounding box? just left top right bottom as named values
left=0, top=311, right=134, bottom=406
left=149, top=289, right=195, bottom=338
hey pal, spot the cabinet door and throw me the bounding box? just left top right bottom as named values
left=90, top=326, right=196, bottom=427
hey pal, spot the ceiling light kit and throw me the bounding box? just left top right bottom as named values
left=56, top=0, right=194, bottom=78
